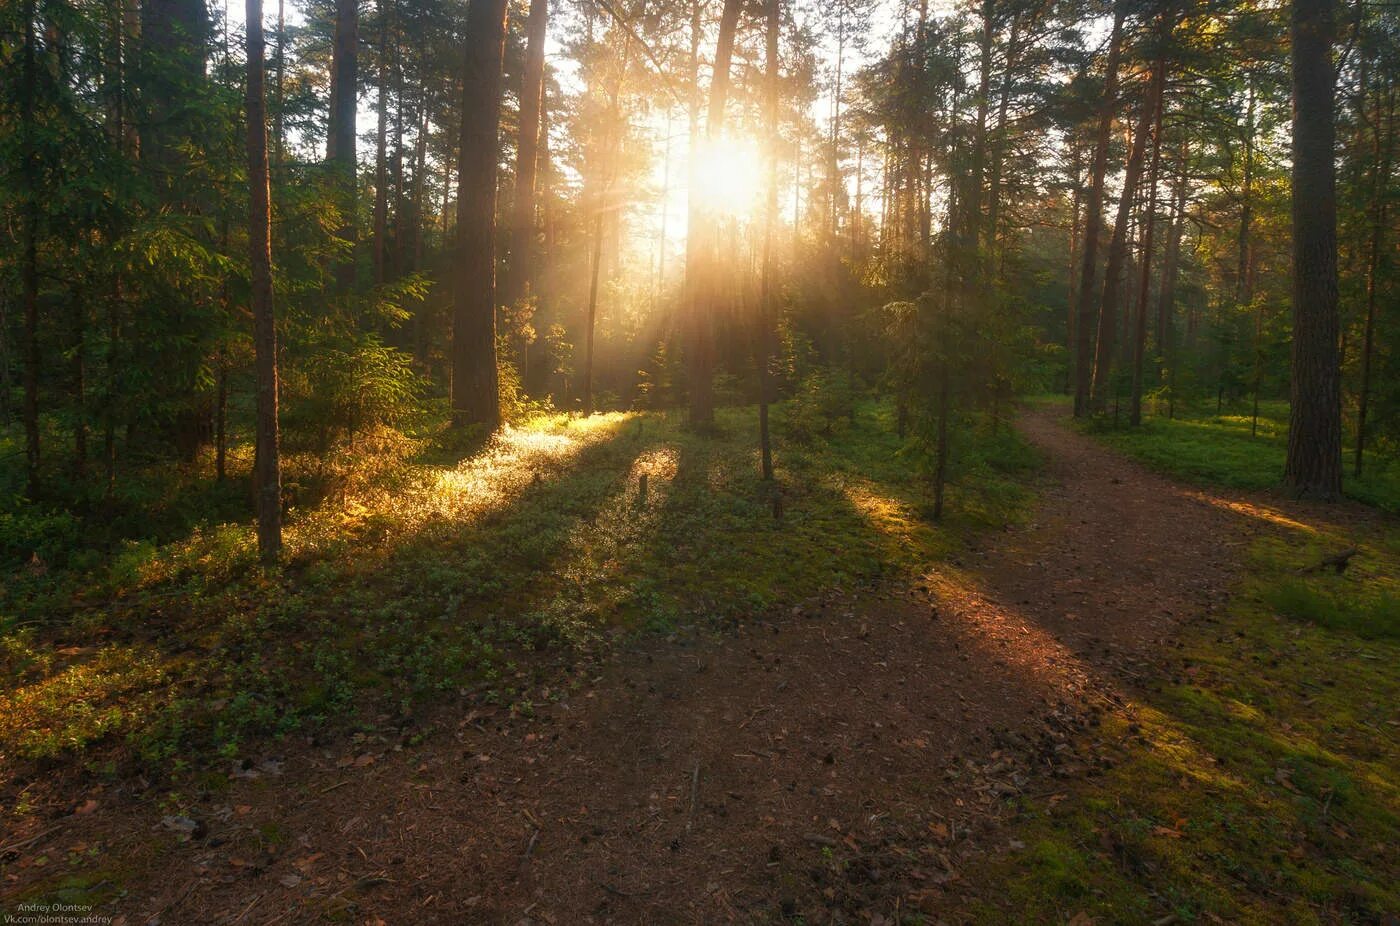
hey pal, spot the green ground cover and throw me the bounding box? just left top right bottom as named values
left=971, top=401, right=1400, bottom=924
left=0, top=400, right=1036, bottom=778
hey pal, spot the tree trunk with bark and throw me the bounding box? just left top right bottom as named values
left=246, top=0, right=282, bottom=561
left=1354, top=70, right=1393, bottom=476
left=684, top=0, right=743, bottom=428
left=1130, top=56, right=1166, bottom=427
left=451, top=0, right=507, bottom=430
left=1091, top=32, right=1163, bottom=411
left=758, top=0, right=779, bottom=481
left=1284, top=0, right=1342, bottom=499
left=372, top=0, right=389, bottom=285
left=505, top=0, right=548, bottom=309
left=21, top=0, right=41, bottom=498
left=1072, top=3, right=1125, bottom=417
left=327, top=0, right=359, bottom=289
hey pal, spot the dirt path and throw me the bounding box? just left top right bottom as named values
left=8, top=405, right=1247, bottom=924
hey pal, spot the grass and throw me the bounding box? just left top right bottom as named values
left=966, top=397, right=1400, bottom=924
left=1070, top=397, right=1400, bottom=513
left=0, top=398, right=1037, bottom=780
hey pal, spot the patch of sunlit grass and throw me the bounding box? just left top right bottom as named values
left=841, top=480, right=920, bottom=546
left=0, top=645, right=174, bottom=759
left=1, top=400, right=1040, bottom=777
left=518, top=444, right=682, bottom=642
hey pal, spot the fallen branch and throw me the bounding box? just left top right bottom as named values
left=686, top=763, right=700, bottom=832
left=1297, top=548, right=1358, bottom=575
left=0, top=824, right=61, bottom=857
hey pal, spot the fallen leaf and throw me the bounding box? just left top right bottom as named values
left=294, top=853, right=323, bottom=873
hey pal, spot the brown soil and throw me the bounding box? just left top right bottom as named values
left=2, top=406, right=1253, bottom=924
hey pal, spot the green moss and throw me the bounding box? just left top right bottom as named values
left=1261, top=579, right=1399, bottom=640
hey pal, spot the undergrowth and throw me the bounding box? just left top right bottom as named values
left=1069, top=397, right=1400, bottom=514
left=0, top=398, right=1036, bottom=780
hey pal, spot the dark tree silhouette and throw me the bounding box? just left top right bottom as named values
left=451, top=0, right=507, bottom=430
left=246, top=0, right=283, bottom=560
left=1284, top=0, right=1342, bottom=499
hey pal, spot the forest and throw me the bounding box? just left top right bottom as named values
left=1, top=0, right=1398, bottom=921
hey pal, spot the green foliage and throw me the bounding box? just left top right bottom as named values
left=497, top=333, right=554, bottom=424
left=780, top=367, right=855, bottom=445
left=635, top=338, right=682, bottom=410
left=294, top=337, right=425, bottom=449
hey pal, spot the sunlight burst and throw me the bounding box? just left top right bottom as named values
left=690, top=135, right=763, bottom=219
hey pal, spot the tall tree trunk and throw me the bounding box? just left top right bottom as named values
left=390, top=49, right=406, bottom=278
left=985, top=11, right=1021, bottom=263
left=829, top=2, right=844, bottom=239
left=583, top=212, right=604, bottom=413
left=73, top=297, right=87, bottom=477
left=1237, top=73, right=1256, bottom=305
left=104, top=0, right=130, bottom=495
left=540, top=81, right=555, bottom=266
left=273, top=0, right=285, bottom=163
left=1091, top=30, right=1164, bottom=411
left=1354, top=73, right=1392, bottom=476
left=581, top=36, right=632, bottom=414
left=852, top=131, right=864, bottom=259
left=1073, top=3, right=1125, bottom=417
left=246, top=0, right=282, bottom=561
left=451, top=0, right=507, bottom=430
left=327, top=0, right=359, bottom=289
left=21, top=0, right=41, bottom=499
left=1130, top=65, right=1166, bottom=427
left=684, top=0, right=743, bottom=428
left=758, top=0, right=779, bottom=481
left=1156, top=136, right=1188, bottom=355
left=1066, top=140, right=1084, bottom=392
left=373, top=0, right=389, bottom=285
left=657, top=109, right=673, bottom=309
left=1284, top=0, right=1342, bottom=499
left=506, top=0, right=548, bottom=309
left=409, top=101, right=427, bottom=272
left=967, top=0, right=994, bottom=260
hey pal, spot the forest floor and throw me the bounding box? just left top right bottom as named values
left=3, top=403, right=1397, bottom=924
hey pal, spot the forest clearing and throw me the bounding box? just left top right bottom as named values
left=2, top=0, right=1399, bottom=920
